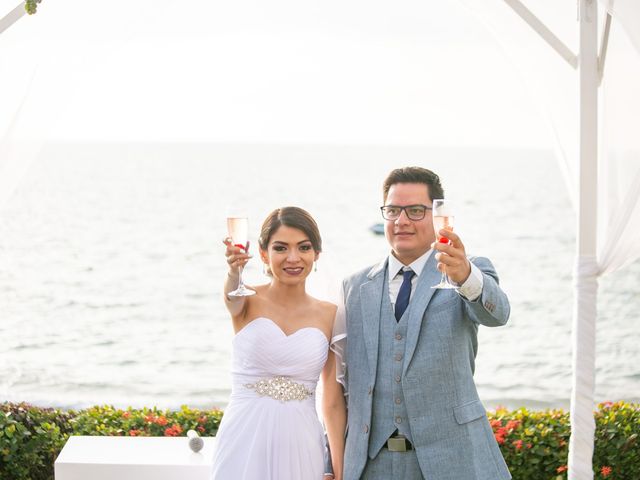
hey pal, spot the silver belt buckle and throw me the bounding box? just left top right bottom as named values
left=387, top=436, right=407, bottom=452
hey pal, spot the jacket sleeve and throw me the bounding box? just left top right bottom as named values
left=323, top=432, right=334, bottom=476
left=462, top=256, right=510, bottom=327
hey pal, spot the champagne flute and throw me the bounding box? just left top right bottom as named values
left=226, top=211, right=256, bottom=297
left=431, top=199, right=457, bottom=289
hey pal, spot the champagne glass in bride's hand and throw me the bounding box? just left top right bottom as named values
left=431, top=199, right=457, bottom=289
left=226, top=211, right=256, bottom=297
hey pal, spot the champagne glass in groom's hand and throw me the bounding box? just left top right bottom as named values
left=431, top=199, right=457, bottom=289
left=226, top=211, right=255, bottom=297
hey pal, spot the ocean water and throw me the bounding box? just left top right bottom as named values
left=0, top=142, right=638, bottom=411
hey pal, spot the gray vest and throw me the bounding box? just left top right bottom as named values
left=368, top=269, right=414, bottom=458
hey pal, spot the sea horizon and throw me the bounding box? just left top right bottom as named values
left=1, top=142, right=638, bottom=412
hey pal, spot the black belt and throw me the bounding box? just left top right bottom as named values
left=384, top=435, right=413, bottom=452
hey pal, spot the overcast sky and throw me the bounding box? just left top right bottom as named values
left=0, top=0, right=579, bottom=148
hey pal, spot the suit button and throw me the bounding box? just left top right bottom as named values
left=395, top=354, right=402, bottom=362
left=364, top=424, right=369, bottom=434
left=395, top=416, right=402, bottom=424
left=395, top=398, right=402, bottom=405
left=395, top=375, right=401, bottom=383
left=395, top=334, right=402, bottom=340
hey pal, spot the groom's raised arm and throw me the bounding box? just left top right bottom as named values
left=433, top=229, right=510, bottom=327
left=461, top=255, right=510, bottom=327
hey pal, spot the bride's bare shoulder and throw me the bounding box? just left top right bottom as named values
left=232, top=283, right=272, bottom=322
left=250, top=284, right=271, bottom=295
left=307, top=297, right=337, bottom=320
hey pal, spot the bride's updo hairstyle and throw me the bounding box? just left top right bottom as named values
left=258, top=206, right=322, bottom=253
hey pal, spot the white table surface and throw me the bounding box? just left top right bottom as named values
left=54, top=435, right=216, bottom=480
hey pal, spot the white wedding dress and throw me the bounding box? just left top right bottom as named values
left=211, top=317, right=329, bottom=480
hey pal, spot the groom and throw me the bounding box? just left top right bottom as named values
left=336, top=167, right=511, bottom=479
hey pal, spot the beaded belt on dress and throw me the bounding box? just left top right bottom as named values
left=243, top=376, right=314, bottom=402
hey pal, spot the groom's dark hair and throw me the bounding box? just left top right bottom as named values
left=382, top=166, right=444, bottom=202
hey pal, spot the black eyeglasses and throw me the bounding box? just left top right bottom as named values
left=380, top=204, right=432, bottom=221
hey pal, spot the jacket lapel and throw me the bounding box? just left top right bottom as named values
left=360, top=258, right=387, bottom=382
left=403, top=251, right=440, bottom=375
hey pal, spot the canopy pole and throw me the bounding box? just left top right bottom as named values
left=598, top=13, right=612, bottom=85
left=503, top=0, right=578, bottom=68
left=569, top=1, right=598, bottom=479
left=0, top=2, right=25, bottom=36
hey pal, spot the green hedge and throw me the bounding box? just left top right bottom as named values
left=1, top=401, right=638, bottom=480
left=491, top=401, right=639, bottom=479
left=0, top=403, right=223, bottom=480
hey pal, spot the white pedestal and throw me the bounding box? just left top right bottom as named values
left=54, top=436, right=216, bottom=480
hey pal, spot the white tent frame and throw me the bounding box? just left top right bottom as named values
left=0, top=1, right=621, bottom=478
left=0, top=2, right=25, bottom=35
left=503, top=1, right=609, bottom=478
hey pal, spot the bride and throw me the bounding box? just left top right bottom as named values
left=211, top=206, right=346, bottom=480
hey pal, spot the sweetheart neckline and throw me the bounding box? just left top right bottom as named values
left=235, top=317, right=330, bottom=344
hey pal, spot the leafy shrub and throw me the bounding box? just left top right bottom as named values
left=1, top=401, right=637, bottom=480
left=593, top=401, right=639, bottom=479
left=1, top=402, right=222, bottom=480
left=487, top=401, right=639, bottom=479
left=70, top=404, right=223, bottom=438
left=0, top=403, right=74, bottom=480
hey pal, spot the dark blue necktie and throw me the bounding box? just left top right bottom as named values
left=395, top=268, right=415, bottom=321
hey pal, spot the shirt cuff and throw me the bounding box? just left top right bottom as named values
left=456, top=262, right=483, bottom=301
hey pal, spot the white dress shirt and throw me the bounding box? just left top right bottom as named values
left=388, top=250, right=484, bottom=307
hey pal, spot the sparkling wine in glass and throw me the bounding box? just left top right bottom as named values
left=431, top=199, right=457, bottom=289
left=226, top=213, right=255, bottom=297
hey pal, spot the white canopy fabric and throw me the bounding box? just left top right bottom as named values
left=2, top=2, right=639, bottom=479
left=457, top=0, right=580, bottom=205
left=457, top=2, right=640, bottom=478
left=570, top=7, right=640, bottom=479
left=602, top=0, right=640, bottom=54
left=0, top=0, right=164, bottom=210
left=598, top=1, right=640, bottom=274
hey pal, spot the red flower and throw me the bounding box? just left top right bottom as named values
left=144, top=414, right=156, bottom=423
left=490, top=419, right=502, bottom=429
left=557, top=465, right=568, bottom=473
left=601, top=466, right=612, bottom=477
left=512, top=440, right=523, bottom=450
left=601, top=401, right=614, bottom=409
left=494, top=428, right=506, bottom=444
left=526, top=443, right=533, bottom=449
left=122, top=411, right=131, bottom=419
left=197, top=426, right=206, bottom=433
left=155, top=416, right=168, bottom=426
left=197, top=416, right=207, bottom=424
left=164, top=424, right=183, bottom=437
left=129, top=429, right=142, bottom=436
left=505, top=420, right=521, bottom=431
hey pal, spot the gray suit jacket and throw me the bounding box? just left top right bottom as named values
left=342, top=253, right=512, bottom=480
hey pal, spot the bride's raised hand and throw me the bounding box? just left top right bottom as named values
left=223, top=237, right=252, bottom=276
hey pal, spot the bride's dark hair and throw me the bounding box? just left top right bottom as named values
left=258, top=206, right=322, bottom=253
